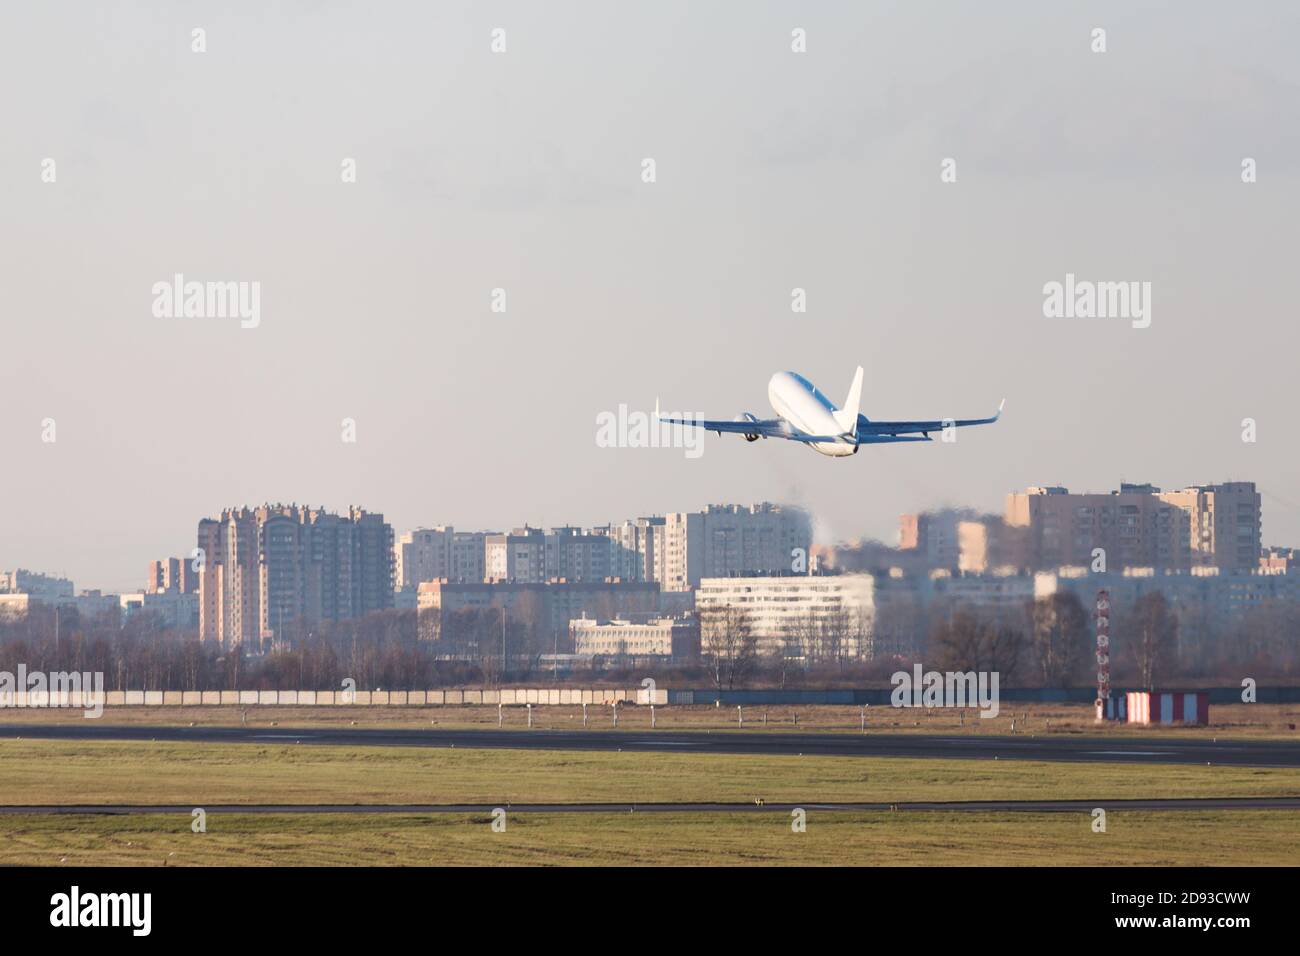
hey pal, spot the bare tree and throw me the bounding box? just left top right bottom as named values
left=851, top=607, right=873, bottom=663
left=984, top=625, right=1025, bottom=680
left=1131, top=592, right=1178, bottom=690
left=821, top=604, right=854, bottom=673
left=931, top=611, right=1025, bottom=681
left=701, top=604, right=758, bottom=691
left=790, top=609, right=819, bottom=666
left=416, top=604, right=440, bottom=643
left=772, top=626, right=804, bottom=689
left=932, top=611, right=985, bottom=672
left=1030, top=592, right=1089, bottom=685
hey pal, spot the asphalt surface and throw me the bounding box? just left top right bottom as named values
left=2, top=797, right=1298, bottom=815
left=4, top=722, right=1300, bottom=767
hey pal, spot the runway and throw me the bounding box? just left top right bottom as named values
left=3, top=797, right=1299, bottom=815
left=5, top=722, right=1300, bottom=767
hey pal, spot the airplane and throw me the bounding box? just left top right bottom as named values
left=657, top=367, right=1004, bottom=458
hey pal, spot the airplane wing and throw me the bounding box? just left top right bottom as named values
left=856, top=399, right=1005, bottom=440
left=657, top=413, right=843, bottom=444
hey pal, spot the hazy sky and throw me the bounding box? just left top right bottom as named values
left=3, top=1, right=1299, bottom=592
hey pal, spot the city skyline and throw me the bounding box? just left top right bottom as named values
left=2, top=476, right=1289, bottom=597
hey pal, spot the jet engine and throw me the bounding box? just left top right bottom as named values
left=733, top=412, right=761, bottom=442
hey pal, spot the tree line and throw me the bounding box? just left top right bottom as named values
left=2, top=586, right=1296, bottom=691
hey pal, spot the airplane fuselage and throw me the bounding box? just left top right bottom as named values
left=767, top=371, right=858, bottom=457
left=656, top=365, right=1000, bottom=458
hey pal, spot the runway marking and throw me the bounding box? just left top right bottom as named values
left=629, top=740, right=704, bottom=746
left=1085, top=750, right=1174, bottom=756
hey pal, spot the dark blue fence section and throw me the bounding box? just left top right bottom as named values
left=667, top=686, right=1300, bottom=706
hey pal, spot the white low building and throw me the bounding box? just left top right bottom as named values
left=695, top=573, right=875, bottom=659
left=570, top=616, right=699, bottom=660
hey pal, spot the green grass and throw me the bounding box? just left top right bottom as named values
left=3, top=810, right=1297, bottom=866
left=5, top=739, right=1296, bottom=865
left=5, top=702, right=1299, bottom=737
left=3, top=738, right=1299, bottom=806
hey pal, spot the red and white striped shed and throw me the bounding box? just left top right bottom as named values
left=1124, top=691, right=1210, bottom=726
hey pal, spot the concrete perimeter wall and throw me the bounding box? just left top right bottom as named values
left=21, top=685, right=1288, bottom=709
left=84, top=686, right=668, bottom=707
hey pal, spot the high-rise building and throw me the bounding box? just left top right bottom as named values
left=485, top=527, right=548, bottom=582
left=607, top=516, right=667, bottom=583
left=1156, top=482, right=1261, bottom=573
left=481, top=526, right=616, bottom=584
left=146, top=557, right=198, bottom=595
left=197, top=504, right=393, bottom=650
left=1005, top=481, right=1260, bottom=572
left=662, top=503, right=812, bottom=591
left=450, top=531, right=488, bottom=582
left=394, top=527, right=491, bottom=587
left=898, top=509, right=976, bottom=568
left=1005, top=483, right=1187, bottom=570
left=545, top=526, right=614, bottom=581
left=395, top=527, right=451, bottom=589
left=400, top=504, right=807, bottom=592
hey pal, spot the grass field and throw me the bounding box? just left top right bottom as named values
left=4, top=737, right=1297, bottom=865
left=2, top=809, right=1296, bottom=866
left=3, top=738, right=1299, bottom=806
left=4, top=702, right=1299, bottom=737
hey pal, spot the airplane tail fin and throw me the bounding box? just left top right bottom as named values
left=833, top=366, right=864, bottom=434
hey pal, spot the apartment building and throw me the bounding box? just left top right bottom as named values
left=449, top=531, right=488, bottom=582
left=694, top=571, right=874, bottom=658
left=898, top=509, right=983, bottom=569
left=545, top=526, right=615, bottom=582
left=1004, top=481, right=1261, bottom=572
left=146, top=557, right=198, bottom=595
left=197, top=503, right=394, bottom=650
left=479, top=526, right=623, bottom=584
left=1156, top=482, right=1262, bottom=573
left=394, top=526, right=491, bottom=588
left=662, top=503, right=813, bottom=592
left=606, top=516, right=667, bottom=583
left=485, top=527, right=549, bottom=583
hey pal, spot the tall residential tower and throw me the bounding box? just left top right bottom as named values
left=197, top=503, right=393, bottom=650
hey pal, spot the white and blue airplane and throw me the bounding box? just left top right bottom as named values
left=657, top=367, right=1004, bottom=458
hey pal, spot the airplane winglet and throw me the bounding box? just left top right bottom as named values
left=655, top=397, right=660, bottom=421
left=997, top=397, right=1006, bottom=417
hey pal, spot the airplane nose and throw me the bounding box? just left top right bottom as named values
left=767, top=373, right=784, bottom=403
